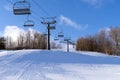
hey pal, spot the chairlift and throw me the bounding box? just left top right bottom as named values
left=71, top=42, right=76, bottom=48
left=24, top=20, right=34, bottom=27
left=13, top=0, right=31, bottom=15
left=72, top=42, right=76, bottom=45
left=24, top=15, right=34, bottom=27
left=49, top=21, right=56, bottom=30
left=69, top=41, right=75, bottom=45
left=69, top=41, right=73, bottom=44
left=64, top=37, right=71, bottom=41
left=47, top=25, right=55, bottom=30
left=68, top=40, right=76, bottom=48
left=60, top=40, right=66, bottom=43
left=54, top=37, right=59, bottom=41
left=58, top=32, right=64, bottom=37
left=43, top=32, right=48, bottom=36
left=49, top=26, right=55, bottom=29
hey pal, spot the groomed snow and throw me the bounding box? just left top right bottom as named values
left=0, top=50, right=120, bottom=80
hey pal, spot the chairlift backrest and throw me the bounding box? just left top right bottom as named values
left=24, top=20, right=34, bottom=27
left=13, top=1, right=31, bottom=15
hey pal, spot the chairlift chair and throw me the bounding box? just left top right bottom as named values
left=13, top=0, right=31, bottom=15
left=54, top=37, right=59, bottom=41
left=71, top=42, right=76, bottom=48
left=64, top=37, right=71, bottom=41
left=24, top=20, right=34, bottom=27
left=60, top=40, right=66, bottom=43
left=49, top=26, right=55, bottom=30
left=43, top=32, right=48, bottom=36
left=69, top=41, right=73, bottom=44
left=69, top=41, right=75, bottom=45
left=69, top=40, right=76, bottom=48
left=49, top=22, right=56, bottom=30
left=58, top=32, right=64, bottom=37
left=72, top=42, right=76, bottom=45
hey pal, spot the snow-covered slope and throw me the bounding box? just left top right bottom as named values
left=0, top=50, right=120, bottom=80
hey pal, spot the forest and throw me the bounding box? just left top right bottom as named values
left=1, top=27, right=120, bottom=56
left=76, top=27, right=120, bottom=56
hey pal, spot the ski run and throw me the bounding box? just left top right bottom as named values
left=0, top=50, right=120, bottom=80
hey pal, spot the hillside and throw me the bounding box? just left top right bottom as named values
left=0, top=50, right=120, bottom=80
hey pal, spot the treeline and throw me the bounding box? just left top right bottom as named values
left=0, top=30, right=62, bottom=50
left=5, top=30, right=47, bottom=50
left=76, top=27, right=120, bottom=56
left=0, top=37, right=5, bottom=50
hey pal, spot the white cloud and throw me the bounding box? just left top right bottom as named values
left=4, top=26, right=26, bottom=42
left=59, top=15, right=87, bottom=30
left=82, top=0, right=102, bottom=6
left=3, top=26, right=41, bottom=43
left=0, top=31, right=3, bottom=37
left=81, top=0, right=114, bottom=8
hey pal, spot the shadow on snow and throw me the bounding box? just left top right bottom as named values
left=10, top=50, right=120, bottom=64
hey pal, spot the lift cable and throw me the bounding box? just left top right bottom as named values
left=6, top=0, right=40, bottom=22
left=31, top=0, right=51, bottom=17
left=6, top=0, right=14, bottom=4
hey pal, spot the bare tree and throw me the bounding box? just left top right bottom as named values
left=109, top=27, right=120, bottom=55
left=76, top=28, right=114, bottom=55
left=96, top=29, right=113, bottom=54
left=51, top=42, right=62, bottom=49
left=25, top=30, right=32, bottom=49
left=0, top=37, right=5, bottom=50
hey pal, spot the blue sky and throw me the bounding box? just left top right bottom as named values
left=0, top=0, right=120, bottom=42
